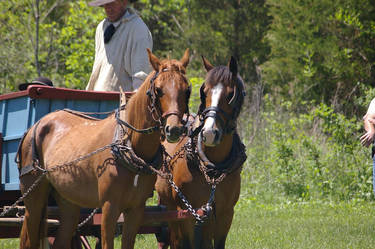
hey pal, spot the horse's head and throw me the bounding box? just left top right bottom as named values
left=146, top=48, right=191, bottom=143
left=198, top=56, right=245, bottom=147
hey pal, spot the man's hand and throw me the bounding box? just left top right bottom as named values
left=360, top=130, right=375, bottom=147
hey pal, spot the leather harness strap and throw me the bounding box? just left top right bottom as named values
left=18, top=120, right=42, bottom=177
left=111, top=117, right=163, bottom=175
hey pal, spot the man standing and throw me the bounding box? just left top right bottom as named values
left=361, top=98, right=375, bottom=195
left=86, top=0, right=153, bottom=91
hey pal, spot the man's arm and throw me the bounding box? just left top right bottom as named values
left=361, top=99, right=375, bottom=147
left=86, top=21, right=104, bottom=90
left=129, top=21, right=153, bottom=90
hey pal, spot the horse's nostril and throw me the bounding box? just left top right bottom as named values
left=169, top=126, right=182, bottom=137
left=165, top=126, right=183, bottom=143
left=202, top=135, right=206, bottom=142
left=165, top=125, right=182, bottom=136
left=165, top=125, right=170, bottom=134
left=214, top=129, right=219, bottom=139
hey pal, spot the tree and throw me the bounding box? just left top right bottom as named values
left=56, top=1, right=103, bottom=89
left=262, top=0, right=375, bottom=115
left=0, top=0, right=71, bottom=93
left=184, top=0, right=271, bottom=85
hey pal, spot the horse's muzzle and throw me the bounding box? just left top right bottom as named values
left=165, top=124, right=185, bottom=143
left=201, top=127, right=222, bottom=147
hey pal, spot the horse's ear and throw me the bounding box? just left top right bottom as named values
left=180, top=48, right=190, bottom=68
left=202, top=56, right=214, bottom=72
left=147, top=48, right=161, bottom=71
left=228, top=56, right=238, bottom=77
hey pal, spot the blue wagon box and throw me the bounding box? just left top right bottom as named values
left=0, top=85, right=126, bottom=192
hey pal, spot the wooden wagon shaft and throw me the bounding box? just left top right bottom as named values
left=0, top=205, right=204, bottom=238
left=1, top=205, right=203, bottom=224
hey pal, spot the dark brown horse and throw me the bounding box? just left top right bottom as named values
left=156, top=56, right=246, bottom=249
left=17, top=49, right=191, bottom=249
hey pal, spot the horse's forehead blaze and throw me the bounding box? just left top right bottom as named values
left=207, top=83, right=224, bottom=107
left=205, top=82, right=235, bottom=116
left=155, top=72, right=189, bottom=114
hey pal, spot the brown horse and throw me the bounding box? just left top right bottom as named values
left=17, top=49, right=191, bottom=249
left=156, top=56, right=247, bottom=249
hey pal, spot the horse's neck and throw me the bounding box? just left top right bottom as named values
left=125, top=94, right=161, bottom=162
left=202, top=134, right=233, bottom=164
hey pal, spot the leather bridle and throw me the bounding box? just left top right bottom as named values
left=117, top=68, right=191, bottom=135
left=197, top=77, right=245, bottom=134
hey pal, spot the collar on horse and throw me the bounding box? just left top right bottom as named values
left=110, top=123, right=163, bottom=175
left=185, top=130, right=247, bottom=185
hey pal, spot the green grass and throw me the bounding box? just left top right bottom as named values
left=2, top=200, right=375, bottom=248
left=228, top=200, right=375, bottom=249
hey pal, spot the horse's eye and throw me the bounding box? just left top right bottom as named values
left=155, top=87, right=163, bottom=97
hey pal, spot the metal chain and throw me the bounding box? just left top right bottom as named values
left=153, top=141, right=214, bottom=224
left=167, top=178, right=204, bottom=223
left=77, top=208, right=99, bottom=230
left=47, top=142, right=120, bottom=173
left=0, top=170, right=48, bottom=217
left=145, top=142, right=187, bottom=178
left=199, top=163, right=228, bottom=186
left=162, top=142, right=189, bottom=170
left=0, top=141, right=121, bottom=217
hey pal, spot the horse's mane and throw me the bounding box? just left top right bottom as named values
left=205, top=66, right=232, bottom=88
left=206, top=65, right=245, bottom=91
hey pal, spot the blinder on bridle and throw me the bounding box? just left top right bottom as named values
left=146, top=68, right=192, bottom=130
left=198, top=76, right=245, bottom=134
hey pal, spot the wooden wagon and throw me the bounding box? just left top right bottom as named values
left=0, top=85, right=195, bottom=248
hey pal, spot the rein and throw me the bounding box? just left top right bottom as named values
left=115, top=108, right=159, bottom=134
left=199, top=106, right=236, bottom=134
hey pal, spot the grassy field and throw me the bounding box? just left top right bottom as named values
left=2, top=200, right=375, bottom=248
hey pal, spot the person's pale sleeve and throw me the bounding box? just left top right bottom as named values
left=129, top=23, right=153, bottom=90
left=86, top=23, right=103, bottom=90
left=367, top=98, right=375, bottom=115
left=363, top=98, right=375, bottom=120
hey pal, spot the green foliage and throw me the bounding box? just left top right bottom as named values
left=56, top=1, right=103, bottom=89
left=0, top=0, right=76, bottom=91
left=135, top=0, right=187, bottom=57
left=263, top=0, right=375, bottom=115
left=185, top=0, right=271, bottom=86
left=188, top=76, right=204, bottom=113
left=242, top=97, right=371, bottom=202
left=136, top=0, right=271, bottom=91
left=0, top=0, right=37, bottom=93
